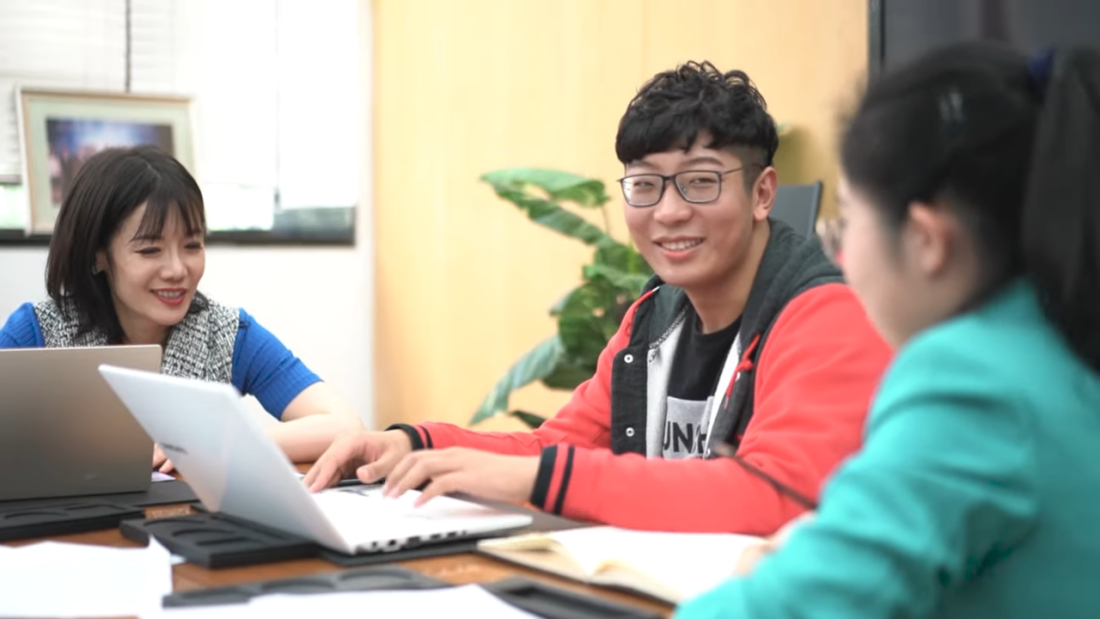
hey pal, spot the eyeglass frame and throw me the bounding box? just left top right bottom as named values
left=616, top=167, right=748, bottom=208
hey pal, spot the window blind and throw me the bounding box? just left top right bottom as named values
left=0, top=0, right=126, bottom=182
left=1, top=0, right=359, bottom=231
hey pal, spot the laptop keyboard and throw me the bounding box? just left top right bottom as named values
left=316, top=485, right=424, bottom=516
left=311, top=484, right=481, bottom=552
left=313, top=484, right=485, bottom=521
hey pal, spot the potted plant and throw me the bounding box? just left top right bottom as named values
left=468, top=168, right=653, bottom=429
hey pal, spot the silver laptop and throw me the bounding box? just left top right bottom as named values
left=97, top=365, right=533, bottom=555
left=0, top=345, right=161, bottom=501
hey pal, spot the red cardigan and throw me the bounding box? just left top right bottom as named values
left=405, top=283, right=891, bottom=535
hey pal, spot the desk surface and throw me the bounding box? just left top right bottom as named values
left=6, top=493, right=673, bottom=618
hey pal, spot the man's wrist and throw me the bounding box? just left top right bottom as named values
left=385, top=424, right=424, bottom=450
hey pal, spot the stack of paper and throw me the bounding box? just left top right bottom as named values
left=142, top=585, right=540, bottom=619
left=0, top=540, right=173, bottom=618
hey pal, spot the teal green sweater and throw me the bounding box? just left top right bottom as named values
left=675, top=281, right=1100, bottom=619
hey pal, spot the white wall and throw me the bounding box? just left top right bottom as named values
left=201, top=244, right=373, bottom=426
left=0, top=250, right=48, bottom=318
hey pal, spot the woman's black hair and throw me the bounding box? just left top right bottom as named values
left=841, top=42, right=1100, bottom=371
left=46, top=145, right=207, bottom=343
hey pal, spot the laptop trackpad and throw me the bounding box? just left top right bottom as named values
left=313, top=486, right=518, bottom=553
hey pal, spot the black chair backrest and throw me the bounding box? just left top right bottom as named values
left=771, top=181, right=823, bottom=238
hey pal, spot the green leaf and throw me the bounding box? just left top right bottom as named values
left=541, top=355, right=594, bottom=390
left=481, top=168, right=625, bottom=247
left=549, top=287, right=576, bottom=316
left=470, top=335, right=564, bottom=426
left=594, top=243, right=654, bottom=277
left=481, top=168, right=610, bottom=208
left=492, top=186, right=621, bottom=248
left=582, top=263, right=650, bottom=297
left=557, top=278, right=622, bottom=362
left=509, top=410, right=549, bottom=429
left=470, top=167, right=658, bottom=428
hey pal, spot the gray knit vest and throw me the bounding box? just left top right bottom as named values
left=33, top=295, right=239, bottom=383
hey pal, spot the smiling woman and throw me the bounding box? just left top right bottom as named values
left=0, top=146, right=363, bottom=470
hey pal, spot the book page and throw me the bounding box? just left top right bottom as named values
left=478, top=533, right=590, bottom=582
left=549, top=527, right=762, bottom=602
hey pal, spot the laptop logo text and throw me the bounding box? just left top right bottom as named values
left=160, top=443, right=189, bottom=455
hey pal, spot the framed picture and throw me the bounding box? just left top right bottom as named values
left=17, top=88, right=194, bottom=235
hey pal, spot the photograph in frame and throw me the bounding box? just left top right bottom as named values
left=17, top=88, right=194, bottom=235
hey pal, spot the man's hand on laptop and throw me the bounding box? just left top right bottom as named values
left=381, top=448, right=538, bottom=508
left=152, top=444, right=175, bottom=474
left=304, top=430, right=412, bottom=492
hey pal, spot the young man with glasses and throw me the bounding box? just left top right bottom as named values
left=306, top=62, right=891, bottom=535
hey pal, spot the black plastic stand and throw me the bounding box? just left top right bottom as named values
left=0, top=501, right=145, bottom=542
left=119, top=512, right=317, bottom=568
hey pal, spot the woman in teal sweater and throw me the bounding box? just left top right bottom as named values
left=676, top=43, right=1100, bottom=618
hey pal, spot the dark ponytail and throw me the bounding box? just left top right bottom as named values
left=1021, top=50, right=1100, bottom=372
left=841, top=42, right=1100, bottom=372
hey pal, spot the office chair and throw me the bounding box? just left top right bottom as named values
left=770, top=181, right=823, bottom=238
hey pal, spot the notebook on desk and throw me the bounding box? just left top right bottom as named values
left=98, top=365, right=533, bottom=556
left=478, top=526, right=763, bottom=604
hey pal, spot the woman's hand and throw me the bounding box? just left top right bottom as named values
left=152, top=443, right=175, bottom=474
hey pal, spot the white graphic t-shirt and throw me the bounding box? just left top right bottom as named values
left=662, top=309, right=741, bottom=459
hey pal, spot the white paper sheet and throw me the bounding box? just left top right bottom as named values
left=143, top=584, right=540, bottom=619
left=152, top=471, right=175, bottom=482
left=0, top=539, right=173, bottom=618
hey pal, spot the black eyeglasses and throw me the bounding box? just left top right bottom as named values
left=617, top=168, right=745, bottom=208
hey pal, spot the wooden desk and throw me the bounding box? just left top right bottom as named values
left=7, top=498, right=673, bottom=618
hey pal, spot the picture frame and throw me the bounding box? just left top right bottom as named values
left=17, top=88, right=195, bottom=235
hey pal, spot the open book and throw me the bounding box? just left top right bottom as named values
left=478, top=526, right=763, bottom=604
